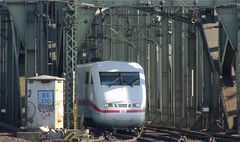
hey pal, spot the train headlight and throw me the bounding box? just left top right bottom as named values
left=133, top=103, right=141, bottom=107
left=104, top=103, right=113, bottom=107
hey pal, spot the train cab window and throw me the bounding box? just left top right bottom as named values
left=99, top=72, right=140, bottom=86
left=121, top=72, right=140, bottom=86
left=85, top=72, right=89, bottom=84
left=99, top=72, right=120, bottom=86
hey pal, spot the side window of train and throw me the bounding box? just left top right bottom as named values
left=85, top=72, right=89, bottom=84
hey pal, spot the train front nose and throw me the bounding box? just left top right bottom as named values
left=94, top=112, right=145, bottom=128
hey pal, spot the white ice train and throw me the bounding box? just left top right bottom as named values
left=76, top=61, right=146, bottom=128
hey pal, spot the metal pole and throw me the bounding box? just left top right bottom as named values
left=65, top=0, right=77, bottom=129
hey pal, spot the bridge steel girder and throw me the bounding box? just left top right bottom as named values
left=75, top=8, right=96, bottom=50
left=7, top=15, right=21, bottom=127
left=217, top=5, right=240, bottom=132
left=80, top=0, right=235, bottom=8
left=3, top=0, right=238, bottom=76
left=0, top=0, right=235, bottom=7
left=160, top=14, right=170, bottom=124
left=0, top=9, right=21, bottom=127
left=216, top=7, right=237, bottom=87
left=217, top=7, right=237, bottom=50
left=172, top=8, right=183, bottom=127
left=7, top=4, right=37, bottom=77
left=216, top=5, right=237, bottom=86
left=237, top=3, right=240, bottom=135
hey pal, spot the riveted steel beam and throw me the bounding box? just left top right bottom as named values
left=216, top=7, right=236, bottom=87
left=160, top=12, right=170, bottom=123
left=0, top=0, right=235, bottom=8
left=7, top=4, right=36, bottom=77
left=216, top=6, right=237, bottom=49
left=80, top=0, right=236, bottom=8
left=172, top=8, right=183, bottom=127
left=237, top=1, right=240, bottom=135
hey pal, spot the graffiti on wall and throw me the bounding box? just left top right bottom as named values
left=27, top=101, right=36, bottom=123
left=38, top=105, right=54, bottom=120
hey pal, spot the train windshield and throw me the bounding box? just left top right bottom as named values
left=99, top=72, right=140, bottom=86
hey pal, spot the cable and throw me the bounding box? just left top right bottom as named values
left=108, top=9, right=160, bottom=46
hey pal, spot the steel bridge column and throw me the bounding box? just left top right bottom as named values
left=160, top=11, right=170, bottom=123
left=111, top=8, right=121, bottom=61
left=217, top=7, right=236, bottom=87
left=75, top=6, right=96, bottom=49
left=36, top=2, right=48, bottom=75
left=201, top=33, right=213, bottom=130
left=237, top=2, right=240, bottom=134
left=148, top=14, right=158, bottom=121
left=196, top=31, right=205, bottom=129
left=218, top=22, right=227, bottom=62
left=181, top=20, right=188, bottom=128
left=127, top=8, right=139, bottom=62
left=8, top=3, right=49, bottom=77
left=0, top=9, right=21, bottom=127
left=155, top=18, right=162, bottom=123
left=144, top=13, right=151, bottom=119
left=187, top=23, right=197, bottom=128
left=172, top=8, right=183, bottom=127
left=0, top=13, right=3, bottom=122
left=5, top=13, right=14, bottom=125
left=0, top=12, right=6, bottom=123
left=216, top=6, right=238, bottom=130
left=7, top=13, right=21, bottom=126
left=25, top=4, right=41, bottom=77
left=197, top=20, right=219, bottom=130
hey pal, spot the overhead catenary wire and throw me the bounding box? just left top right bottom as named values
left=104, top=9, right=160, bottom=47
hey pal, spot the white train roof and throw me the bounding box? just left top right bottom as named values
left=77, top=61, right=144, bottom=72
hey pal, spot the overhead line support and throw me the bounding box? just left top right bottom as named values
left=64, top=0, right=77, bottom=129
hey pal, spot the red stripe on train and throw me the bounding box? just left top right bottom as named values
left=78, top=99, right=145, bottom=113
left=126, top=110, right=145, bottom=113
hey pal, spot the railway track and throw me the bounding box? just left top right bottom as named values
left=1, top=123, right=240, bottom=141
left=140, top=124, right=240, bottom=142
left=111, top=124, right=240, bottom=142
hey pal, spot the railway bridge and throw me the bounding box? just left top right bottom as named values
left=0, top=0, right=240, bottom=135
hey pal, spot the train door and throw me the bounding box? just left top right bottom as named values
left=86, top=72, right=94, bottom=102
left=84, top=71, right=91, bottom=118
left=85, top=72, right=89, bottom=98
left=85, top=71, right=94, bottom=112
left=89, top=73, right=94, bottom=102
left=83, top=71, right=95, bottom=126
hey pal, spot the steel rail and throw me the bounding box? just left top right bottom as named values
left=140, top=132, right=182, bottom=142
left=208, top=133, right=240, bottom=142
left=145, top=124, right=214, bottom=141
left=144, top=124, right=240, bottom=141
